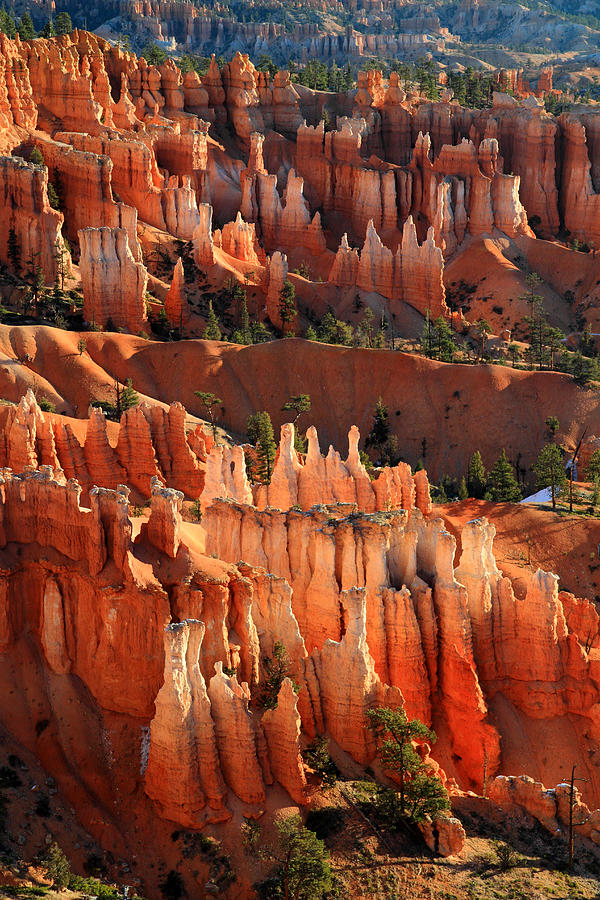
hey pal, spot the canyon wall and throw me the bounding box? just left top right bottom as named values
left=1, top=33, right=600, bottom=341
left=0, top=452, right=599, bottom=842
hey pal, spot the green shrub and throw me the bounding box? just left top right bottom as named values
left=302, top=736, right=339, bottom=787
left=68, top=876, right=119, bottom=898
left=39, top=843, right=70, bottom=890
left=495, top=842, right=519, bottom=871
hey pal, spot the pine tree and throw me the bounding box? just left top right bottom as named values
left=282, top=394, right=311, bottom=454
left=29, top=146, right=45, bottom=166
left=0, top=8, right=17, bottom=38
left=40, top=843, right=70, bottom=890
left=467, top=450, right=487, bottom=499
left=367, top=707, right=449, bottom=823
left=586, top=449, right=600, bottom=482
left=41, top=18, right=55, bottom=37
left=545, top=415, right=559, bottom=440
left=476, top=319, right=491, bottom=361
left=202, top=300, right=222, bottom=341
left=278, top=280, right=297, bottom=336
left=420, top=310, right=435, bottom=358
left=247, top=411, right=276, bottom=483
left=458, top=476, right=468, bottom=500
left=533, top=443, right=566, bottom=509
left=194, top=390, right=222, bottom=442
left=232, top=292, right=252, bottom=344
left=54, top=11, right=72, bottom=35
left=366, top=397, right=390, bottom=461
left=18, top=11, right=35, bottom=39
left=111, top=378, right=139, bottom=419
left=259, top=641, right=299, bottom=710
left=486, top=449, right=522, bottom=502
left=433, top=316, right=456, bottom=362
left=267, top=815, right=332, bottom=900
left=282, top=393, right=311, bottom=426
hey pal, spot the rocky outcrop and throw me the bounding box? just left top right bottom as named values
left=311, top=588, right=403, bottom=764
left=253, top=423, right=431, bottom=516
left=220, top=212, right=264, bottom=266
left=165, top=256, right=186, bottom=328
left=78, top=226, right=148, bottom=333
left=31, top=138, right=140, bottom=254
left=265, top=250, right=288, bottom=328
left=145, top=620, right=230, bottom=826
left=329, top=215, right=448, bottom=318
left=420, top=816, right=466, bottom=857
left=221, top=53, right=264, bottom=150
left=0, top=33, right=37, bottom=149
left=0, top=392, right=209, bottom=502
left=560, top=113, right=600, bottom=248
left=0, top=155, right=71, bottom=281
left=194, top=203, right=215, bottom=267
left=261, top=678, right=307, bottom=803
left=208, top=663, right=266, bottom=807
left=1, top=450, right=600, bottom=848
left=489, top=775, right=600, bottom=846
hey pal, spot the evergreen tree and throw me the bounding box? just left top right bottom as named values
left=476, top=319, right=491, bottom=360
left=533, top=443, right=566, bottom=509
left=458, top=476, right=468, bottom=500
left=508, top=343, right=521, bottom=367
left=571, top=352, right=597, bottom=386
left=202, top=300, right=222, bottom=341
left=486, top=449, right=522, bottom=502
left=365, top=397, right=390, bottom=461
left=367, top=707, right=449, bottom=823
left=232, top=291, right=252, bottom=344
left=586, top=449, right=600, bottom=482
left=343, top=62, right=354, bottom=90
left=282, top=394, right=311, bottom=454
left=142, top=42, right=167, bottom=66
left=29, top=146, right=44, bottom=166
left=54, top=11, right=72, bottom=35
left=282, top=393, right=311, bottom=427
left=18, top=11, right=35, bottom=39
left=420, top=310, right=435, bottom=358
left=0, top=8, right=17, bottom=38
left=433, top=316, right=456, bottom=362
left=47, top=181, right=60, bottom=210
left=41, top=18, right=56, bottom=37
left=29, top=266, right=45, bottom=313
left=40, top=843, right=70, bottom=890
left=105, top=378, right=140, bottom=419
left=265, top=814, right=332, bottom=900
left=194, top=390, right=222, bottom=442
left=546, top=326, right=565, bottom=370
left=247, top=410, right=276, bottom=483
left=421, top=314, right=456, bottom=361
left=250, top=320, right=271, bottom=343
left=545, top=415, right=560, bottom=440
left=258, top=641, right=299, bottom=710
left=254, top=413, right=277, bottom=483
left=467, top=450, right=487, bottom=499
left=278, top=280, right=297, bottom=336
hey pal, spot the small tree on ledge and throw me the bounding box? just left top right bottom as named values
left=367, top=706, right=449, bottom=824
left=194, top=390, right=222, bottom=443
